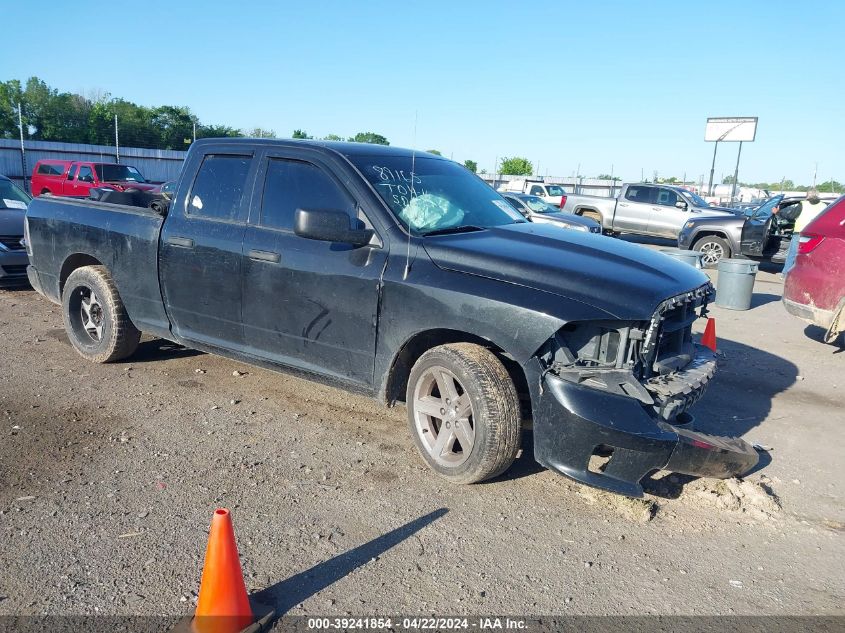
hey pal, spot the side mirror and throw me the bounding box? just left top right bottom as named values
left=294, top=208, right=374, bottom=247
left=675, top=200, right=688, bottom=209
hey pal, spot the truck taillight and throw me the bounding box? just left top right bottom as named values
left=798, top=233, right=824, bottom=254
left=559, top=195, right=567, bottom=209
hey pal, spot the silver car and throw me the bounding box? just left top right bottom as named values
left=501, top=193, right=602, bottom=233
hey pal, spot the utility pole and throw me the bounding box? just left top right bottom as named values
left=707, top=140, right=719, bottom=196
left=193, top=121, right=197, bottom=144
left=730, top=141, right=743, bottom=201
left=114, top=114, right=120, bottom=163
left=17, top=103, right=28, bottom=193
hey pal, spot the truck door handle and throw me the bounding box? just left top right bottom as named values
left=167, top=236, right=194, bottom=248
left=248, top=249, right=281, bottom=264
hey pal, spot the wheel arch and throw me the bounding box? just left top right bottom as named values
left=59, top=253, right=104, bottom=295
left=383, top=328, right=530, bottom=415
left=691, top=229, right=731, bottom=244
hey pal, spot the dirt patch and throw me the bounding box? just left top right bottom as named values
left=576, top=486, right=657, bottom=523
left=679, top=476, right=782, bottom=521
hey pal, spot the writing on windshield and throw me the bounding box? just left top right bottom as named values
left=352, top=156, right=525, bottom=235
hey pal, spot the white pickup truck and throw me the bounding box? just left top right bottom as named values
left=560, top=183, right=737, bottom=239
left=499, top=178, right=568, bottom=207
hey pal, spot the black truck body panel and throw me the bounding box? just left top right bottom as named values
left=25, top=138, right=759, bottom=497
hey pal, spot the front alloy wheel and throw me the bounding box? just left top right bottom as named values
left=412, top=366, right=476, bottom=467
left=406, top=343, right=521, bottom=484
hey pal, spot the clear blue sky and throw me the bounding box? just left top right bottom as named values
left=2, top=0, right=842, bottom=185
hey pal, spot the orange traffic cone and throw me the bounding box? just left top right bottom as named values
left=702, top=317, right=717, bottom=352
left=192, top=509, right=254, bottom=633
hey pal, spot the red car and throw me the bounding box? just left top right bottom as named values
left=783, top=195, right=845, bottom=343
left=31, top=160, right=157, bottom=197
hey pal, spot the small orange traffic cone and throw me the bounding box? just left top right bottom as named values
left=192, top=509, right=254, bottom=633
left=702, top=317, right=717, bottom=352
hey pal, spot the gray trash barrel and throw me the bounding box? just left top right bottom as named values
left=659, top=247, right=702, bottom=269
left=715, top=258, right=759, bottom=310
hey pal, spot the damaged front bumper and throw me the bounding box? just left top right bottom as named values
left=532, top=345, right=759, bottom=498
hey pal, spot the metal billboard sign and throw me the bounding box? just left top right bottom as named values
left=705, top=117, right=758, bottom=142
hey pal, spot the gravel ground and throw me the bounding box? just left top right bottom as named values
left=0, top=263, right=843, bottom=618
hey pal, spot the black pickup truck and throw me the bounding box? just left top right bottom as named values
left=25, top=139, right=758, bottom=497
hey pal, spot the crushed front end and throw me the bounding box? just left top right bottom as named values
left=532, top=282, right=759, bottom=497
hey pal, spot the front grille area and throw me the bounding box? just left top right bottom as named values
left=642, top=283, right=714, bottom=377
left=1, top=264, right=27, bottom=275
left=0, top=235, right=25, bottom=251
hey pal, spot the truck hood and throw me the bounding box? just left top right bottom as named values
left=422, top=223, right=709, bottom=319
left=0, top=209, right=25, bottom=236
left=691, top=205, right=737, bottom=216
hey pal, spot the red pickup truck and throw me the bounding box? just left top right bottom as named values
left=31, top=160, right=157, bottom=197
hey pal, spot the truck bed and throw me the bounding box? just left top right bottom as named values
left=25, top=196, right=172, bottom=339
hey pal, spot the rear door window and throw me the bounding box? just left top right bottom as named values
left=625, top=186, right=655, bottom=203
left=66, top=164, right=77, bottom=180
left=37, top=163, right=66, bottom=176
left=260, top=159, right=355, bottom=231
left=529, top=185, right=545, bottom=196
left=188, top=155, right=252, bottom=221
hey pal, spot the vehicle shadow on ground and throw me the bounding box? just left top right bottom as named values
left=254, top=508, right=448, bottom=615
left=690, top=337, right=798, bottom=440
left=131, top=338, right=204, bottom=363
left=804, top=324, right=844, bottom=353
left=750, top=293, right=781, bottom=309
left=491, top=429, right=545, bottom=482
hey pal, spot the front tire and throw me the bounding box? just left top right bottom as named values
left=693, top=235, right=731, bottom=268
left=62, top=265, right=141, bottom=363
left=406, top=343, right=521, bottom=484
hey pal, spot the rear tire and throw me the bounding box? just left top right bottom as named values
left=580, top=210, right=602, bottom=224
left=693, top=235, right=731, bottom=268
left=62, top=265, right=141, bottom=363
left=406, top=343, right=521, bottom=484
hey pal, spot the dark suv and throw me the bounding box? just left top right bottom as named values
left=0, top=175, right=30, bottom=286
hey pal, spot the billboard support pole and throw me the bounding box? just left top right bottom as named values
left=707, top=141, right=718, bottom=197
left=730, top=141, right=743, bottom=202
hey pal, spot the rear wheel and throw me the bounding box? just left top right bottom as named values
left=580, top=209, right=602, bottom=224
left=693, top=235, right=731, bottom=268
left=406, top=343, right=521, bottom=484
left=62, top=265, right=141, bottom=363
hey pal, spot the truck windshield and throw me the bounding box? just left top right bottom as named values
left=95, top=164, right=147, bottom=183
left=0, top=179, right=31, bottom=209
left=521, top=195, right=557, bottom=214
left=680, top=190, right=709, bottom=207
left=546, top=185, right=566, bottom=197
left=351, top=156, right=526, bottom=235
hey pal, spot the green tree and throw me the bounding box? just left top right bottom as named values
left=246, top=127, right=276, bottom=138
left=323, top=133, right=343, bottom=141
left=463, top=159, right=477, bottom=173
left=0, top=79, right=24, bottom=139
left=499, top=156, right=533, bottom=176
left=150, top=105, right=197, bottom=150
left=292, top=129, right=312, bottom=139
left=198, top=124, right=242, bottom=139
left=426, top=149, right=442, bottom=156
left=817, top=180, right=842, bottom=193
left=596, top=173, right=620, bottom=181
left=348, top=132, right=389, bottom=145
